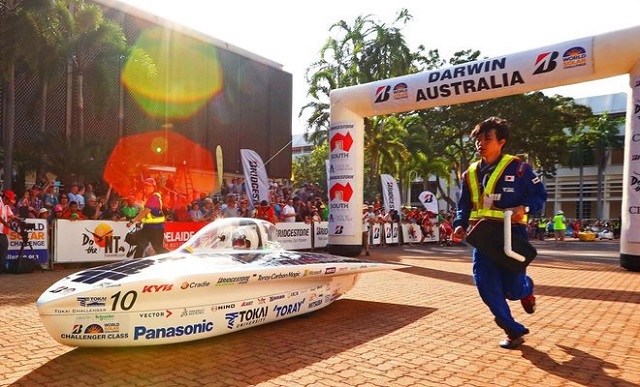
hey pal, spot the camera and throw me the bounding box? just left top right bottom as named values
left=11, top=219, right=35, bottom=244
left=13, top=219, right=35, bottom=231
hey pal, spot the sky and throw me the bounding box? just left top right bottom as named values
left=117, top=0, right=640, bottom=134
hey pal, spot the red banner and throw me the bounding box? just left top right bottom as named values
left=163, top=222, right=206, bottom=251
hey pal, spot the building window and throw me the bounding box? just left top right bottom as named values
left=575, top=201, right=592, bottom=220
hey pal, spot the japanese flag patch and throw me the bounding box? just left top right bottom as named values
left=505, top=175, right=515, bottom=182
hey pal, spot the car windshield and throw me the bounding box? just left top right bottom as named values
left=179, top=217, right=280, bottom=252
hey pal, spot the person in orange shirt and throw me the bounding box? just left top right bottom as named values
left=255, top=200, right=278, bottom=224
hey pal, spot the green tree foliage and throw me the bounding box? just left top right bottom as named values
left=1, top=0, right=131, bottom=191
left=0, top=0, right=57, bottom=189
left=301, top=12, right=593, bottom=206
left=300, top=9, right=420, bottom=146
left=364, top=116, right=410, bottom=200
left=583, top=113, right=624, bottom=218
left=62, top=0, right=127, bottom=144
left=291, top=142, right=329, bottom=194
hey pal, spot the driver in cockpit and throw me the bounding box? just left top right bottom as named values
left=231, top=229, right=252, bottom=249
left=231, top=225, right=262, bottom=250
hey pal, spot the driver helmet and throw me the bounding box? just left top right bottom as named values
left=232, top=231, right=250, bottom=249
left=231, top=225, right=261, bottom=250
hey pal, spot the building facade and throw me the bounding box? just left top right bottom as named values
left=0, top=0, right=293, bottom=188
left=544, top=92, right=626, bottom=222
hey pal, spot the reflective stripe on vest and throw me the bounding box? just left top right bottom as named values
left=142, top=192, right=165, bottom=224
left=468, top=154, right=527, bottom=225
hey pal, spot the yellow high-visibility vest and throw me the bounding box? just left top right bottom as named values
left=142, top=192, right=165, bottom=224
left=468, top=154, right=527, bottom=225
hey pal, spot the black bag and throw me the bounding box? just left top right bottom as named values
left=465, top=219, right=537, bottom=272
left=125, top=226, right=142, bottom=245
left=7, top=257, right=40, bottom=274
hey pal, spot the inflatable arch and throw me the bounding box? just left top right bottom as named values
left=326, top=25, right=640, bottom=271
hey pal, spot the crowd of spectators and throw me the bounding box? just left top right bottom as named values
left=528, top=216, right=621, bottom=240
left=5, top=175, right=469, bottom=249
left=3, top=176, right=332, bottom=225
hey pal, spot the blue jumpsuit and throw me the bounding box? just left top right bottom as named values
left=454, top=155, right=547, bottom=338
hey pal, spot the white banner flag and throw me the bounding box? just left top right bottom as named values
left=418, top=190, right=438, bottom=214
left=240, top=149, right=270, bottom=209
left=325, top=159, right=330, bottom=196
left=380, top=174, right=401, bottom=213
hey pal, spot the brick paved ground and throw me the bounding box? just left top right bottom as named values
left=1, top=239, right=639, bottom=386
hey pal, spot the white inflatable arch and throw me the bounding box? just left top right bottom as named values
left=327, top=25, right=640, bottom=271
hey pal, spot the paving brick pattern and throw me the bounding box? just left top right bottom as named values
left=1, top=239, right=639, bottom=386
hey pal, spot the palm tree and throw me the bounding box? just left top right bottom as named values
left=301, top=9, right=420, bottom=147
left=0, top=0, right=56, bottom=190
left=567, top=130, right=591, bottom=220
left=31, top=133, right=114, bottom=188
left=62, top=0, right=126, bottom=144
left=25, top=0, right=70, bottom=134
left=584, top=113, right=624, bottom=219
left=401, top=114, right=457, bottom=207
left=364, top=116, right=410, bottom=197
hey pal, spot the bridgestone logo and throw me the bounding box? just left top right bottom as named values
left=277, top=229, right=310, bottom=237
left=216, top=276, right=250, bottom=286
left=386, top=181, right=395, bottom=210
left=249, top=161, right=260, bottom=201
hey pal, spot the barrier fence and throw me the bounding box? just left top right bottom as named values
left=7, top=219, right=440, bottom=268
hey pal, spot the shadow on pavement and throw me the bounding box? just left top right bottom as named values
left=398, top=263, right=639, bottom=304
left=13, top=300, right=436, bottom=386
left=521, top=344, right=637, bottom=387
